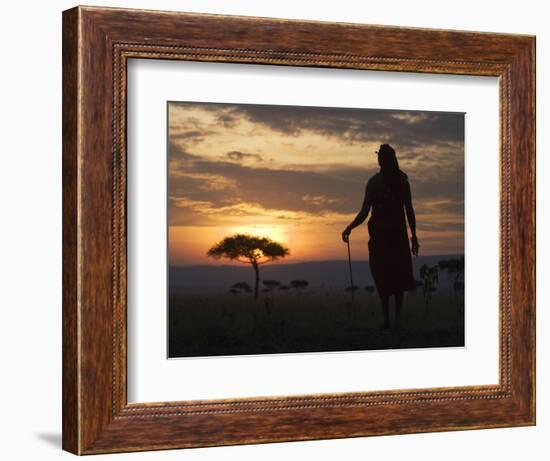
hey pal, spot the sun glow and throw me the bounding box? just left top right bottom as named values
left=227, top=225, right=287, bottom=243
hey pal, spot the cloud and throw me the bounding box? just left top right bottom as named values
left=217, top=112, right=240, bottom=128
left=168, top=143, right=371, bottom=218
left=169, top=102, right=464, bottom=151
left=167, top=102, right=465, bottom=250
left=193, top=103, right=464, bottom=149
left=169, top=129, right=218, bottom=146
left=391, top=112, right=430, bottom=124
left=168, top=141, right=464, bottom=236
left=226, top=151, right=264, bottom=162
left=301, top=194, right=339, bottom=207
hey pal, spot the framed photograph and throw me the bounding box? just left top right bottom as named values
left=62, top=6, right=535, bottom=455
left=165, top=101, right=466, bottom=359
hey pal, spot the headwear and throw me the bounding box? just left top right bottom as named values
left=376, top=143, right=396, bottom=158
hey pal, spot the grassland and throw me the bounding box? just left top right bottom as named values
left=168, top=286, right=464, bottom=358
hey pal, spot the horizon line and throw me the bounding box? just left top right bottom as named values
left=170, top=254, right=464, bottom=269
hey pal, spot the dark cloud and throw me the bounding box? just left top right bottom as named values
left=169, top=129, right=217, bottom=145
left=171, top=101, right=464, bottom=150
left=217, top=112, right=240, bottom=128
left=226, top=151, right=264, bottom=162
left=417, top=220, right=464, bottom=232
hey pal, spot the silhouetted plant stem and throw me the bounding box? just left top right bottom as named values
left=253, top=261, right=260, bottom=300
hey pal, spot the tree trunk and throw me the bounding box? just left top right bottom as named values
left=253, top=263, right=260, bottom=300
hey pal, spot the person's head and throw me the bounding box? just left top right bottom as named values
left=377, top=144, right=399, bottom=175
left=376, top=144, right=407, bottom=194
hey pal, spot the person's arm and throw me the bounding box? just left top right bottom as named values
left=403, top=179, right=420, bottom=255
left=342, top=181, right=372, bottom=242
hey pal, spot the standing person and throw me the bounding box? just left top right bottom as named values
left=342, top=144, right=419, bottom=329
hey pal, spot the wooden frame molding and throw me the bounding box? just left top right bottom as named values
left=62, top=5, right=535, bottom=455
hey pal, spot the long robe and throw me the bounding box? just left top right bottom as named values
left=364, top=172, right=416, bottom=297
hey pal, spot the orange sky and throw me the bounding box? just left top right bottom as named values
left=168, top=102, right=464, bottom=266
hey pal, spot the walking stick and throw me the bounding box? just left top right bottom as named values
left=346, top=238, right=355, bottom=302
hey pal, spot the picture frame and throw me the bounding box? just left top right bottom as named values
left=62, top=5, right=535, bottom=455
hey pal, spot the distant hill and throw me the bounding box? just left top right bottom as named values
left=170, top=255, right=462, bottom=293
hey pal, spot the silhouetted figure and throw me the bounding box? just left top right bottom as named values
left=342, top=144, right=419, bottom=329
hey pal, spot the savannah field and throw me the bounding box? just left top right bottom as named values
left=168, top=257, right=464, bottom=358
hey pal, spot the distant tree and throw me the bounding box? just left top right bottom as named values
left=228, top=288, right=240, bottom=295
left=208, top=234, right=289, bottom=299
left=290, top=279, right=309, bottom=293
left=279, top=285, right=290, bottom=291
left=364, top=285, right=375, bottom=294
left=346, top=285, right=360, bottom=293
left=232, top=281, right=252, bottom=294
left=420, top=264, right=440, bottom=304
left=263, top=280, right=281, bottom=291
left=438, top=256, right=464, bottom=283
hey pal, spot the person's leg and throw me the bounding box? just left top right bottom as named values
left=395, top=290, right=404, bottom=328
left=380, top=294, right=390, bottom=329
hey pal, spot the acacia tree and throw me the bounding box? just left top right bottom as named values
left=263, top=280, right=281, bottom=294
left=231, top=282, right=253, bottom=294
left=207, top=234, right=289, bottom=299
left=438, top=256, right=464, bottom=283
left=290, top=279, right=309, bottom=293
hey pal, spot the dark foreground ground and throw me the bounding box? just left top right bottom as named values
left=169, top=287, right=464, bottom=358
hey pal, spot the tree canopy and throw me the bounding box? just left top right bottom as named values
left=290, top=279, right=309, bottom=290
left=231, top=282, right=253, bottom=293
left=207, top=234, right=289, bottom=299
left=207, top=234, right=289, bottom=265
